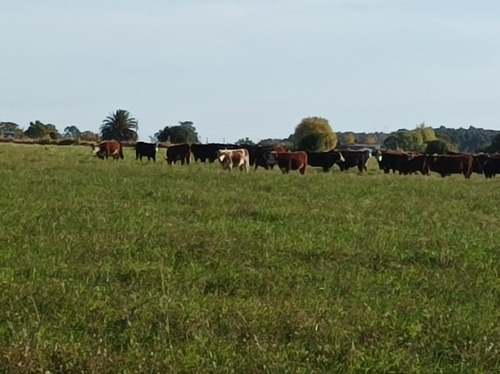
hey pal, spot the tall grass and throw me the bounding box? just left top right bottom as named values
left=0, top=144, right=498, bottom=373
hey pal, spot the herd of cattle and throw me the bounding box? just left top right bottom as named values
left=91, top=140, right=500, bottom=179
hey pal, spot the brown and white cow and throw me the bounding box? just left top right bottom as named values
left=276, top=151, right=308, bottom=175
left=91, top=140, right=124, bottom=160
left=217, top=148, right=250, bottom=172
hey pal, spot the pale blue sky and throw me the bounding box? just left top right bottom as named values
left=2, top=1, right=500, bottom=142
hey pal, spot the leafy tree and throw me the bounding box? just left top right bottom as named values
left=416, top=123, right=436, bottom=143
left=364, top=135, right=378, bottom=145
left=64, top=125, right=81, bottom=139
left=343, top=133, right=356, bottom=145
left=425, top=139, right=450, bottom=154
left=155, top=121, right=199, bottom=144
left=435, top=126, right=498, bottom=153
left=80, top=131, right=99, bottom=142
left=383, top=130, right=423, bottom=151
left=236, top=137, right=255, bottom=146
left=0, top=122, right=23, bottom=138
left=293, top=117, right=337, bottom=151
left=178, top=121, right=196, bottom=131
left=298, top=133, right=336, bottom=151
left=24, top=121, right=61, bottom=139
left=482, top=134, right=500, bottom=153
left=100, top=109, right=138, bottom=141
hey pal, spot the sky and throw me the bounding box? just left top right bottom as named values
left=2, top=0, right=500, bottom=143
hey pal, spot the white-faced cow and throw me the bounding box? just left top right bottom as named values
left=217, top=148, right=250, bottom=172
left=91, top=140, right=124, bottom=160
left=306, top=150, right=345, bottom=172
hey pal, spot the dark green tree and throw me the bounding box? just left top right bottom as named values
left=24, top=121, right=61, bottom=139
left=100, top=109, right=138, bottom=141
left=155, top=122, right=199, bottom=144
left=482, top=134, right=500, bottom=153
left=425, top=139, right=450, bottom=154
left=435, top=126, right=497, bottom=152
left=383, top=130, right=423, bottom=151
left=0, top=122, right=23, bottom=138
left=64, top=125, right=81, bottom=139
left=80, top=131, right=99, bottom=142
left=236, top=137, right=255, bottom=146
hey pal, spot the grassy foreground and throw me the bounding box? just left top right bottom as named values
left=0, top=144, right=498, bottom=373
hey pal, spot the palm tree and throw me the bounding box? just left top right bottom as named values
left=100, top=109, right=138, bottom=141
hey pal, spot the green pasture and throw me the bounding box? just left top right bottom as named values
left=0, top=144, right=498, bottom=373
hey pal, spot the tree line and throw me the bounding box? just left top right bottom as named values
left=1, top=110, right=500, bottom=153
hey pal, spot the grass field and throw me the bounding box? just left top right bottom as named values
left=0, top=143, right=499, bottom=373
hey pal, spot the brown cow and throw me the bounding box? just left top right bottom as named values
left=166, top=143, right=191, bottom=165
left=276, top=151, right=308, bottom=175
left=217, top=148, right=250, bottom=172
left=91, top=140, right=124, bottom=160
left=400, top=154, right=430, bottom=175
left=426, top=154, right=473, bottom=178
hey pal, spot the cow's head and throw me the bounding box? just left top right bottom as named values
left=217, top=149, right=230, bottom=163
left=338, top=152, right=345, bottom=163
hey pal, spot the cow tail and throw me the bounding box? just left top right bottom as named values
left=119, top=142, right=124, bottom=159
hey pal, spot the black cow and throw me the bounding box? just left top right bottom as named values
left=426, top=154, right=473, bottom=178
left=253, top=146, right=278, bottom=170
left=191, top=143, right=239, bottom=163
left=376, top=151, right=412, bottom=174
left=482, top=155, right=500, bottom=178
left=166, top=143, right=191, bottom=165
left=337, top=149, right=371, bottom=172
left=472, top=153, right=490, bottom=175
left=135, top=141, right=158, bottom=162
left=307, top=151, right=344, bottom=172
left=400, top=155, right=430, bottom=175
